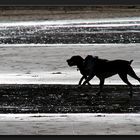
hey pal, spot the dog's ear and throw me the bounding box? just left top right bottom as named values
left=85, top=55, right=93, bottom=59
left=95, top=56, right=99, bottom=59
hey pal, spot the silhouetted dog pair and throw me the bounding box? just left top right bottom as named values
left=67, top=55, right=140, bottom=97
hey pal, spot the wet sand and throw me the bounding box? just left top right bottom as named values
left=0, top=84, right=140, bottom=113
left=0, top=84, right=140, bottom=135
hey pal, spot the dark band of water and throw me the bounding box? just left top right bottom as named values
left=0, top=18, right=140, bottom=44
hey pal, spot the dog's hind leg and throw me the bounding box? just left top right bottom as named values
left=97, top=78, right=105, bottom=96
left=128, top=67, right=140, bottom=82
left=119, top=73, right=133, bottom=98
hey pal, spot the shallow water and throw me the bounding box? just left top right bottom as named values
left=0, top=17, right=140, bottom=44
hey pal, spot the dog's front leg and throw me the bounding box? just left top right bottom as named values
left=79, top=76, right=84, bottom=85
left=87, top=81, right=92, bottom=86
left=82, top=74, right=95, bottom=85
left=84, top=76, right=91, bottom=86
left=79, top=76, right=91, bottom=86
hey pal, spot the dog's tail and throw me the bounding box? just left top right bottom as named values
left=129, top=60, right=133, bottom=65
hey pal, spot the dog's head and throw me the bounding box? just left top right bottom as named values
left=67, top=55, right=84, bottom=67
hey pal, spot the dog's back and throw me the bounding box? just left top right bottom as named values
left=84, top=55, right=108, bottom=72
left=99, top=59, right=133, bottom=73
left=84, top=55, right=133, bottom=74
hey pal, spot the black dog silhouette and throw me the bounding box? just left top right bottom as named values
left=83, top=55, right=140, bottom=97
left=67, top=55, right=91, bottom=85
left=67, top=55, right=140, bottom=98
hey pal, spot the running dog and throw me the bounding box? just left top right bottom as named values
left=82, top=55, right=140, bottom=97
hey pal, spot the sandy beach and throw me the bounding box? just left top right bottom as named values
left=0, top=113, right=140, bottom=135
left=0, top=44, right=140, bottom=85
left=0, top=6, right=140, bottom=135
